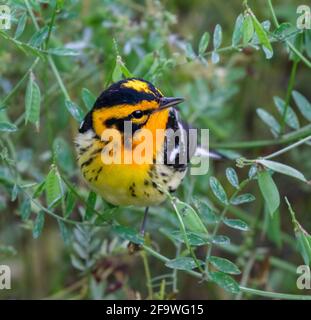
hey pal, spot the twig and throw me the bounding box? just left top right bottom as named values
left=141, top=250, right=154, bottom=299
left=280, top=60, right=299, bottom=134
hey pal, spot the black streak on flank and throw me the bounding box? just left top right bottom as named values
left=81, top=157, right=94, bottom=168
left=90, top=148, right=102, bottom=156
left=129, top=183, right=137, bottom=198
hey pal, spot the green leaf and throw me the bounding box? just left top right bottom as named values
left=53, top=137, right=74, bottom=173
left=28, top=26, right=49, bottom=47
left=209, top=177, right=228, bottom=205
left=85, top=191, right=97, bottom=220
left=58, top=220, right=71, bottom=246
left=25, top=73, right=41, bottom=129
left=265, top=208, right=282, bottom=248
left=113, top=225, right=143, bottom=245
left=112, top=60, right=122, bottom=82
left=185, top=43, right=196, bottom=60
left=230, top=193, right=256, bottom=205
left=165, top=257, right=204, bottom=271
left=213, top=24, right=222, bottom=49
left=196, top=199, right=219, bottom=224
left=175, top=199, right=207, bottom=234
left=257, top=170, right=280, bottom=217
left=47, top=47, right=80, bottom=56
left=166, top=229, right=209, bottom=246
left=11, top=184, right=19, bottom=201
left=32, top=180, right=45, bottom=199
left=70, top=255, right=85, bottom=271
left=273, top=96, right=300, bottom=130
left=256, top=159, right=307, bottom=183
left=32, top=211, right=45, bottom=239
left=119, top=61, right=133, bottom=78
left=45, top=166, right=63, bottom=207
left=0, top=121, right=17, bottom=132
left=20, top=198, right=31, bottom=221
left=273, top=23, right=293, bottom=41
left=250, top=12, right=273, bottom=56
left=226, top=167, right=239, bottom=189
left=211, top=51, right=220, bottom=64
left=94, top=208, right=115, bottom=225
left=82, top=88, right=96, bottom=110
left=292, top=90, right=311, bottom=121
left=256, top=108, right=280, bottom=135
left=209, top=256, right=241, bottom=275
left=242, top=14, right=254, bottom=45
left=198, top=32, right=210, bottom=56
left=0, top=245, right=17, bottom=257
left=14, top=13, right=27, bottom=40
left=232, top=14, right=244, bottom=46
left=223, top=218, right=249, bottom=231
left=112, top=55, right=133, bottom=80
left=296, top=231, right=311, bottom=266
left=65, top=100, right=84, bottom=122
left=211, top=235, right=230, bottom=245
left=65, top=191, right=76, bottom=218
left=248, top=165, right=257, bottom=179
left=209, top=271, right=240, bottom=293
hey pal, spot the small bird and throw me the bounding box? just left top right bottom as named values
left=75, top=78, right=214, bottom=234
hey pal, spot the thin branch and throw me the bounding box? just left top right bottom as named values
left=211, top=124, right=311, bottom=149
left=263, top=135, right=311, bottom=160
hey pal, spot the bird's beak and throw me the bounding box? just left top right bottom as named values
left=158, top=97, right=185, bottom=110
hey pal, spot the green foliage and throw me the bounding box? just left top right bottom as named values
left=257, top=170, right=280, bottom=217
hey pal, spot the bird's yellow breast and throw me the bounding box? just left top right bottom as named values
left=75, top=109, right=171, bottom=206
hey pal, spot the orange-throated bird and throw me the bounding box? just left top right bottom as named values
left=75, top=78, right=217, bottom=234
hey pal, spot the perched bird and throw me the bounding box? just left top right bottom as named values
left=75, top=78, right=216, bottom=234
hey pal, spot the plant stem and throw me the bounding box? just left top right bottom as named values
left=24, top=190, right=91, bottom=226
left=280, top=60, right=299, bottom=134
left=239, top=286, right=311, bottom=300
left=45, top=2, right=58, bottom=49
left=267, top=0, right=279, bottom=28
left=263, top=135, right=311, bottom=159
left=235, top=251, right=256, bottom=300
left=47, top=55, right=71, bottom=100
left=211, top=124, right=311, bottom=149
left=25, top=0, right=71, bottom=101
left=0, top=58, right=39, bottom=109
left=141, top=250, right=154, bottom=299
left=172, top=243, right=181, bottom=293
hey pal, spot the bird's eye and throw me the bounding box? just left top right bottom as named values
left=132, top=110, right=144, bottom=119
